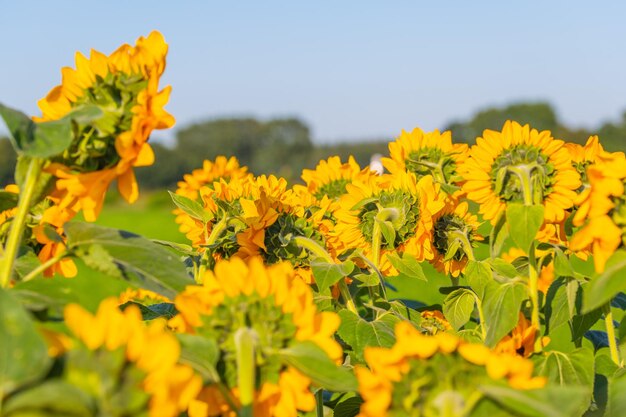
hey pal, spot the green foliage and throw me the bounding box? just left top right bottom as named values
left=64, top=222, right=192, bottom=298
left=584, top=251, right=626, bottom=313
left=480, top=385, right=589, bottom=417
left=506, top=204, right=545, bottom=253
left=337, top=310, right=400, bottom=362
left=483, top=281, right=527, bottom=347
left=0, top=288, right=51, bottom=400
left=279, top=341, right=358, bottom=392
left=443, top=288, right=476, bottom=330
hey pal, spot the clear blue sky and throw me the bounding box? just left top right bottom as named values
left=1, top=1, right=625, bottom=144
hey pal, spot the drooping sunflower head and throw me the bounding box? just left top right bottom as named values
left=334, top=171, right=446, bottom=272
left=461, top=121, right=581, bottom=224
left=564, top=136, right=606, bottom=189
left=60, top=297, right=202, bottom=417
left=299, top=156, right=374, bottom=201
left=382, top=128, right=468, bottom=188
left=36, top=32, right=173, bottom=222
left=171, top=257, right=341, bottom=417
left=175, top=156, right=251, bottom=201
left=430, top=201, right=482, bottom=277
left=357, top=322, right=546, bottom=417
left=570, top=152, right=626, bottom=272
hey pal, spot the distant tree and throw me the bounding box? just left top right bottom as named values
left=0, top=138, right=17, bottom=186
left=597, top=111, right=626, bottom=152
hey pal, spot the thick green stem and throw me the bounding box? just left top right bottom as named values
left=604, top=304, right=622, bottom=367
left=197, top=216, right=230, bottom=282
left=0, top=158, right=42, bottom=287
left=527, top=242, right=541, bottom=351
left=21, top=249, right=68, bottom=282
left=337, top=279, right=358, bottom=314
left=508, top=165, right=537, bottom=206
left=234, top=327, right=256, bottom=417
left=315, top=389, right=324, bottom=417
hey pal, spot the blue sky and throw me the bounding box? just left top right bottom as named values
left=1, top=1, right=625, bottom=144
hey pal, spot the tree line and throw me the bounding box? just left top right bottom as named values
left=1, top=102, right=625, bottom=189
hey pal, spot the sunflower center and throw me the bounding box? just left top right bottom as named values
left=490, top=145, right=555, bottom=205
left=432, top=214, right=476, bottom=261
left=406, top=148, right=456, bottom=183
left=357, top=190, right=420, bottom=249
left=60, top=72, right=148, bottom=172
left=315, top=178, right=350, bottom=200
left=198, top=294, right=297, bottom=388
left=263, top=212, right=324, bottom=266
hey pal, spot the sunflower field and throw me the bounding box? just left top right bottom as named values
left=2, top=31, right=626, bottom=417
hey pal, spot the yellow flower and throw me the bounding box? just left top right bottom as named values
left=334, top=171, right=446, bottom=274
left=430, top=200, right=482, bottom=277
left=494, top=313, right=545, bottom=358
left=357, top=322, right=546, bottom=417
left=37, top=31, right=174, bottom=223
left=461, top=121, right=580, bottom=224
left=420, top=310, right=452, bottom=334
left=118, top=287, right=171, bottom=305
left=382, top=127, right=468, bottom=187
left=171, top=257, right=341, bottom=417
left=63, top=298, right=202, bottom=417
left=297, top=156, right=373, bottom=201
left=0, top=184, right=19, bottom=231
left=570, top=152, right=626, bottom=272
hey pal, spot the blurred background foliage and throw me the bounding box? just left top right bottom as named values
left=2, top=101, right=626, bottom=188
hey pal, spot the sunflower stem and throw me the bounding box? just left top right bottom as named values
left=234, top=327, right=256, bottom=417
left=472, top=293, right=488, bottom=342
left=315, top=389, right=324, bottom=417
left=0, top=157, right=42, bottom=288
left=508, top=165, right=535, bottom=206
left=197, top=216, right=230, bottom=281
left=603, top=303, right=622, bottom=367
left=21, top=249, right=69, bottom=282
left=527, top=241, right=542, bottom=351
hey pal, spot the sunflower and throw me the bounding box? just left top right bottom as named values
left=297, top=156, right=374, bottom=201
left=170, top=257, right=341, bottom=417
left=570, top=151, right=626, bottom=272
left=430, top=200, right=482, bottom=277
left=494, top=313, right=549, bottom=358
left=334, top=171, right=446, bottom=274
left=62, top=298, right=202, bottom=417
left=37, top=31, right=174, bottom=223
left=461, top=121, right=580, bottom=224
left=357, top=322, right=546, bottom=417
left=565, top=136, right=607, bottom=190
left=382, top=127, right=468, bottom=188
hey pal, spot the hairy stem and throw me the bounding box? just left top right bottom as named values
left=604, top=303, right=622, bottom=367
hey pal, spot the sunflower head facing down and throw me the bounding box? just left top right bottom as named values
left=60, top=297, right=202, bottom=417
left=170, top=257, right=341, bottom=417
left=356, top=322, right=546, bottom=417
left=382, top=128, right=468, bottom=189
left=37, top=31, right=174, bottom=223
left=461, top=121, right=581, bottom=224
left=334, top=171, right=447, bottom=274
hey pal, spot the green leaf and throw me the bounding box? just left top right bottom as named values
left=2, top=380, right=94, bottom=417
left=442, top=288, right=476, bottom=330
left=480, top=384, right=589, bottom=417
left=506, top=203, right=544, bottom=253
left=486, top=258, right=518, bottom=279
left=0, top=103, right=103, bottom=158
left=489, top=211, right=509, bottom=258
left=386, top=252, right=427, bottom=281
left=151, top=239, right=197, bottom=256
left=571, top=307, right=603, bottom=342
left=583, top=250, right=626, bottom=313
left=280, top=341, right=357, bottom=392
left=168, top=191, right=213, bottom=223
left=177, top=334, right=220, bottom=382
left=0, top=288, right=51, bottom=399
left=311, top=260, right=354, bottom=293
left=121, top=301, right=178, bottom=320
left=64, top=222, right=192, bottom=299
left=483, top=281, right=527, bottom=347
left=0, top=191, right=18, bottom=212
left=13, top=269, right=131, bottom=315
left=337, top=310, right=399, bottom=362
left=532, top=348, right=594, bottom=414
left=464, top=260, right=491, bottom=300
left=553, top=247, right=576, bottom=278
left=607, top=372, right=626, bottom=417
left=332, top=396, right=362, bottom=417
left=544, top=278, right=571, bottom=334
